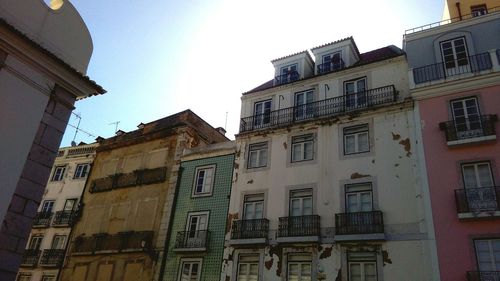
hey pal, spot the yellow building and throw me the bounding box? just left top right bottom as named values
left=443, top=0, right=500, bottom=20
left=59, top=110, right=227, bottom=281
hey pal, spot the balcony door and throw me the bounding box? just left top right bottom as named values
left=280, top=64, right=298, bottom=84
left=462, top=162, right=496, bottom=211
left=243, top=194, right=264, bottom=220
left=321, top=52, right=342, bottom=73
left=64, top=199, right=78, bottom=212
left=28, top=236, right=43, bottom=250
left=344, top=78, right=366, bottom=110
left=346, top=184, right=373, bottom=213
left=440, top=37, right=469, bottom=76
left=290, top=190, right=313, bottom=217
left=475, top=239, right=500, bottom=273
left=186, top=213, right=208, bottom=247
left=41, top=200, right=54, bottom=213
left=51, top=235, right=66, bottom=250
left=451, top=97, right=482, bottom=139
left=294, top=90, right=314, bottom=120
left=253, top=100, right=272, bottom=128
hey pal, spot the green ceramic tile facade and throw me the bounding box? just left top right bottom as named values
left=162, top=153, right=234, bottom=281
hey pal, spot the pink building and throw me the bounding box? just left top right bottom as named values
left=405, top=9, right=500, bottom=281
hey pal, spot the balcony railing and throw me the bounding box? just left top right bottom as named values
left=317, top=59, right=345, bottom=74
left=412, top=52, right=492, bottom=84
left=467, top=271, right=500, bottom=281
left=439, top=115, right=497, bottom=142
left=39, top=249, right=65, bottom=267
left=231, top=219, right=269, bottom=240
left=73, top=231, right=154, bottom=254
left=275, top=71, right=299, bottom=85
left=90, top=167, right=167, bottom=193
left=278, top=215, right=320, bottom=237
left=32, top=212, right=53, bottom=228
left=52, top=210, right=78, bottom=226
left=455, top=187, right=500, bottom=213
left=174, top=230, right=209, bottom=250
left=240, top=85, right=397, bottom=133
left=20, top=249, right=40, bottom=267
left=335, top=211, right=384, bottom=235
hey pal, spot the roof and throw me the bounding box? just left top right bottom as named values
left=243, top=45, right=404, bottom=95
left=0, top=18, right=105, bottom=97
left=310, top=36, right=360, bottom=56
left=271, top=50, right=313, bottom=64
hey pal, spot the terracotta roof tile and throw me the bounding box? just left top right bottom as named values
left=271, top=50, right=312, bottom=63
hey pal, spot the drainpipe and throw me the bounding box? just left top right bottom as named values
left=456, top=2, right=462, bottom=20
left=158, top=166, right=184, bottom=281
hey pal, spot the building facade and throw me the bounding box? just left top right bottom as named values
left=405, top=8, right=500, bottom=281
left=58, top=110, right=227, bottom=281
left=442, top=0, right=500, bottom=21
left=16, top=143, right=97, bottom=281
left=160, top=142, right=235, bottom=281
left=0, top=1, right=104, bottom=279
left=221, top=38, right=438, bottom=281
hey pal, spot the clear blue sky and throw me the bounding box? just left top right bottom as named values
left=61, top=0, right=444, bottom=146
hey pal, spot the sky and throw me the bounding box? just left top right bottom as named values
left=60, top=0, right=444, bottom=146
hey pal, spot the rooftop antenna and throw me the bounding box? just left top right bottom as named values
left=225, top=112, right=228, bottom=130
left=71, top=112, right=81, bottom=146
left=108, top=121, right=120, bottom=134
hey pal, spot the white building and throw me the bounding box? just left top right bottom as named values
left=17, top=143, right=97, bottom=281
left=221, top=37, right=438, bottom=281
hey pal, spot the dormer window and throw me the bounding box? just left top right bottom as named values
left=471, top=4, right=487, bottom=17
left=318, top=52, right=343, bottom=74
left=277, top=64, right=299, bottom=85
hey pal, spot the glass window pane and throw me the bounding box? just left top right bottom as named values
left=477, top=164, right=493, bottom=187
left=345, top=135, right=356, bottom=154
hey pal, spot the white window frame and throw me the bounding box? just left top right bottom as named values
left=41, top=200, right=55, bottom=213
left=291, top=134, right=314, bottom=162
left=177, top=258, right=202, bottom=281
left=287, top=253, right=312, bottom=281
left=450, top=97, right=482, bottom=139
left=74, top=163, right=91, bottom=179
left=289, top=189, right=313, bottom=216
left=247, top=142, right=268, bottom=169
left=321, top=51, right=342, bottom=72
left=474, top=239, right=500, bottom=271
left=280, top=63, right=299, bottom=83
left=63, top=198, right=78, bottom=212
left=243, top=194, right=265, bottom=220
left=461, top=162, right=494, bottom=188
left=348, top=252, right=378, bottom=281
left=51, top=235, right=67, bottom=249
left=440, top=37, right=469, bottom=70
left=51, top=165, right=66, bottom=181
left=237, top=254, right=260, bottom=281
left=344, top=77, right=367, bottom=109
left=345, top=183, right=373, bottom=213
left=253, top=100, right=272, bottom=127
left=192, top=165, right=215, bottom=197
left=294, top=89, right=315, bottom=120
left=343, top=124, right=370, bottom=155
left=28, top=235, right=43, bottom=250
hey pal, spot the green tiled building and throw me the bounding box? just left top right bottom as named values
left=160, top=141, right=235, bottom=281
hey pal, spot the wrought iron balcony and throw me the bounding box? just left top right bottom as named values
left=275, top=71, right=299, bottom=85
left=231, top=219, right=269, bottom=240
left=317, top=59, right=345, bottom=74
left=412, top=52, right=492, bottom=84
left=439, top=114, right=497, bottom=143
left=174, top=230, right=209, bottom=251
left=52, top=210, right=78, bottom=226
left=90, top=167, right=167, bottom=193
left=278, top=215, right=320, bottom=237
left=20, top=249, right=40, bottom=267
left=455, top=187, right=500, bottom=214
left=467, top=271, right=500, bottom=281
left=73, top=231, right=154, bottom=254
left=335, top=211, right=384, bottom=235
left=240, top=85, right=397, bottom=133
left=32, top=212, right=53, bottom=228
left=39, top=249, right=65, bottom=267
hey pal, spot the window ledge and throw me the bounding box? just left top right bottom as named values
left=458, top=211, right=500, bottom=220
left=447, top=135, right=496, bottom=146
left=276, top=236, right=320, bottom=244
left=229, top=238, right=267, bottom=246
left=172, top=247, right=207, bottom=253
left=334, top=233, right=386, bottom=242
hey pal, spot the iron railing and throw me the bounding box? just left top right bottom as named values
left=412, top=52, right=492, bottom=84
left=317, top=59, right=345, bottom=74
left=32, top=212, right=53, bottom=228
left=240, top=85, right=397, bottom=133
left=73, top=231, right=154, bottom=254
left=467, top=271, right=500, bottom=281
left=439, top=114, right=497, bottom=142
left=455, top=187, right=500, bottom=214
left=335, top=211, right=384, bottom=235
left=275, top=71, right=299, bottom=85
left=174, top=230, right=209, bottom=250
left=90, top=167, right=167, bottom=193
left=278, top=215, right=320, bottom=237
left=231, top=219, right=269, bottom=240
left=20, top=249, right=40, bottom=267
left=39, top=249, right=65, bottom=267
left=52, top=210, right=78, bottom=226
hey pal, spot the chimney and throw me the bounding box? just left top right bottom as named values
left=215, top=127, right=226, bottom=135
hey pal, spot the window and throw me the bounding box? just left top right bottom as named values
left=185, top=212, right=208, bottom=247
left=41, top=276, right=55, bottom=281
left=28, top=235, right=43, bottom=250
left=237, top=255, right=260, bottom=281
left=345, top=183, right=373, bottom=213
left=41, top=200, right=55, bottom=213
left=51, top=235, right=67, bottom=249
left=253, top=100, right=272, bottom=127
left=247, top=142, right=268, bottom=169
left=290, top=189, right=313, bottom=216
left=440, top=37, right=469, bottom=70
left=287, top=254, right=312, bottom=281
left=343, top=124, right=369, bottom=155
left=280, top=64, right=299, bottom=84
left=462, top=162, right=496, bottom=211
left=178, top=260, right=202, bottom=281
left=471, top=4, right=488, bottom=17
left=51, top=166, right=66, bottom=181
left=294, top=90, right=315, bottom=120
left=16, top=274, right=31, bottom=281
left=321, top=52, right=342, bottom=73
left=243, top=194, right=264, bottom=220
left=291, top=134, right=314, bottom=162
left=193, top=166, right=215, bottom=196
left=63, top=198, right=78, bottom=212
left=74, top=163, right=90, bottom=179
left=344, top=78, right=367, bottom=109
left=475, top=239, right=500, bottom=272
left=462, top=162, right=494, bottom=188
left=348, top=252, right=378, bottom=281
left=451, top=97, right=482, bottom=139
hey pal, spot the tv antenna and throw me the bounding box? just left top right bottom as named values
left=108, top=121, right=120, bottom=134
left=71, top=112, right=82, bottom=146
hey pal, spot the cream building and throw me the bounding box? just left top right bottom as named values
left=16, top=143, right=98, bottom=281
left=221, top=38, right=438, bottom=281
